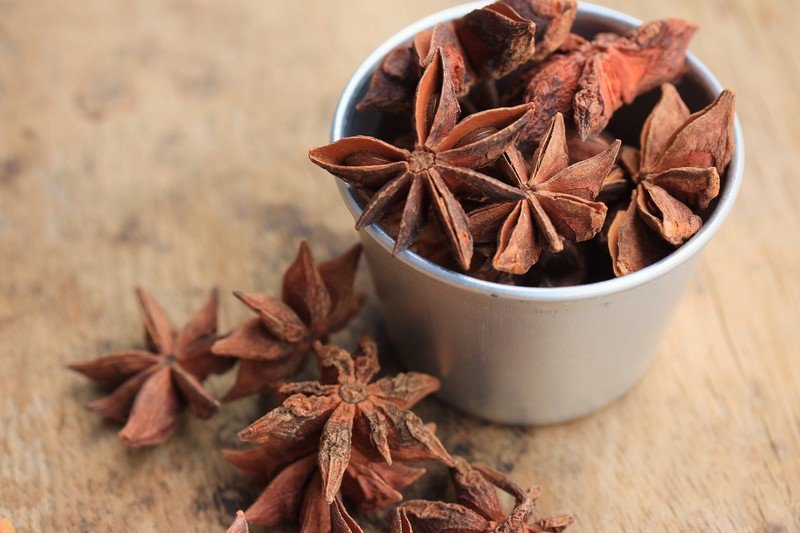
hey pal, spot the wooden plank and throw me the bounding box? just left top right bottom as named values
left=0, top=0, right=797, bottom=531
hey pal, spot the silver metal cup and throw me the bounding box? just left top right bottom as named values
left=330, top=2, right=745, bottom=425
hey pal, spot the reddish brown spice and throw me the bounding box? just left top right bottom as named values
left=311, top=49, right=535, bottom=270
left=357, top=0, right=576, bottom=113
left=211, top=240, right=363, bottom=400
left=468, top=112, right=619, bottom=274
left=237, top=338, right=452, bottom=505
left=69, top=288, right=231, bottom=446
left=523, top=19, right=697, bottom=142
left=608, top=84, right=736, bottom=275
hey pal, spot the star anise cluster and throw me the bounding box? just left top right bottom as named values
left=224, top=338, right=454, bottom=531
left=224, top=339, right=574, bottom=532
left=309, top=0, right=737, bottom=285
left=357, top=0, right=577, bottom=114
left=69, top=241, right=365, bottom=446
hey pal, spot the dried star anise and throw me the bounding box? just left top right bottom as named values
left=400, top=457, right=573, bottom=532
left=69, top=288, right=231, bottom=446
left=310, top=49, right=534, bottom=270
left=223, top=433, right=423, bottom=531
left=522, top=18, right=697, bottom=141
left=227, top=511, right=248, bottom=533
left=357, top=0, right=576, bottom=113
left=237, top=338, right=453, bottom=504
left=468, top=112, right=619, bottom=274
left=211, top=240, right=363, bottom=401
left=608, top=84, right=736, bottom=276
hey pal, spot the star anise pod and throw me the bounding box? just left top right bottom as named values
left=69, top=288, right=231, bottom=446
left=357, top=0, right=576, bottom=113
left=522, top=18, right=697, bottom=142
left=237, top=338, right=453, bottom=504
left=310, top=48, right=535, bottom=270
left=608, top=84, right=736, bottom=276
left=211, top=240, right=363, bottom=401
left=468, top=112, right=619, bottom=274
left=223, top=431, right=424, bottom=531
left=226, top=511, right=248, bottom=533
left=400, top=457, right=573, bottom=532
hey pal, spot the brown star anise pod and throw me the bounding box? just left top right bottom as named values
left=211, top=240, right=363, bottom=401
left=227, top=511, right=248, bottom=533
left=223, top=431, right=424, bottom=531
left=468, top=112, right=620, bottom=274
left=357, top=0, right=576, bottom=113
left=523, top=18, right=697, bottom=142
left=310, top=48, right=535, bottom=270
left=69, top=288, right=230, bottom=446
left=608, top=84, right=736, bottom=276
left=237, top=338, right=453, bottom=505
left=400, top=457, right=573, bottom=532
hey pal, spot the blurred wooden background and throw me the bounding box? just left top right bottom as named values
left=1, top=0, right=798, bottom=531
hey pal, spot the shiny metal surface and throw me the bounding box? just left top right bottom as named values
left=331, top=2, right=745, bottom=424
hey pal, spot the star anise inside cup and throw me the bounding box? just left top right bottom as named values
left=522, top=18, right=697, bottom=142
left=357, top=0, right=577, bottom=113
left=608, top=84, right=736, bottom=275
left=468, top=112, right=620, bottom=274
left=310, top=48, right=535, bottom=270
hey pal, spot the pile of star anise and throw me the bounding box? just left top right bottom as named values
left=310, top=0, right=736, bottom=287
left=71, top=240, right=573, bottom=531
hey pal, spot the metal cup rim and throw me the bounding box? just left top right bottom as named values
left=331, top=1, right=745, bottom=302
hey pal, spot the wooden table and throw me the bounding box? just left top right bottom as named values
left=1, top=0, right=797, bottom=531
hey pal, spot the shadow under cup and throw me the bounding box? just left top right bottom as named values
left=331, top=2, right=744, bottom=425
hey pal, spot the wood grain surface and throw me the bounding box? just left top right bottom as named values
left=1, top=0, right=798, bottom=531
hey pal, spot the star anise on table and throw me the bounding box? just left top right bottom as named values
left=521, top=18, right=697, bottom=142
left=226, top=511, right=248, bottom=533
left=357, top=0, right=576, bottom=113
left=310, top=48, right=535, bottom=270
left=69, top=288, right=231, bottom=446
left=237, top=338, right=453, bottom=505
left=211, top=240, right=363, bottom=401
left=608, top=84, right=736, bottom=276
left=223, top=432, right=424, bottom=531
left=468, top=112, right=620, bottom=274
left=400, top=457, right=573, bottom=532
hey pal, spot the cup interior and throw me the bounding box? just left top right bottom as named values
left=332, top=2, right=744, bottom=301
